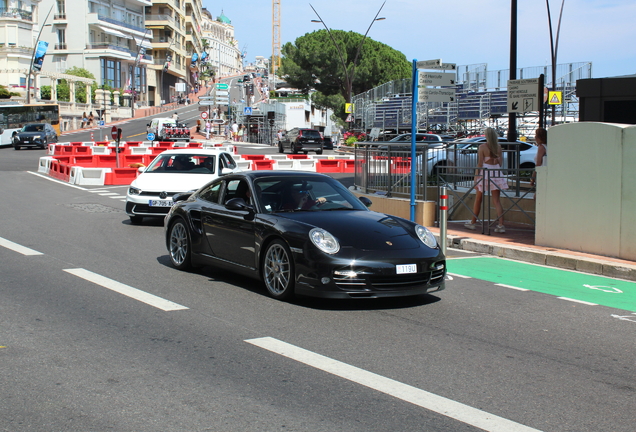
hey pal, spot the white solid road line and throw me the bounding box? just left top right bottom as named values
left=557, top=297, right=597, bottom=306
left=447, top=272, right=472, bottom=279
left=0, top=237, right=43, bottom=256
left=495, top=283, right=530, bottom=292
left=64, top=268, right=189, bottom=311
left=245, top=337, right=543, bottom=432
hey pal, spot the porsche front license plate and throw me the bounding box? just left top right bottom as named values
left=396, top=264, right=417, bottom=274
left=149, top=200, right=173, bottom=207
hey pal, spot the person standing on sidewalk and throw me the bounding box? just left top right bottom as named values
left=465, top=127, right=508, bottom=233
left=531, top=127, right=547, bottom=190
left=232, top=122, right=238, bottom=141
left=88, top=112, right=94, bottom=127
left=238, top=124, right=245, bottom=142
left=205, top=121, right=211, bottom=140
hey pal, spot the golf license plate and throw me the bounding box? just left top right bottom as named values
left=396, top=264, right=417, bottom=274
left=149, top=199, right=173, bottom=207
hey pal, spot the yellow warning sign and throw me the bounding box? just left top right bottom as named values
left=548, top=91, right=563, bottom=105
left=345, top=103, right=354, bottom=113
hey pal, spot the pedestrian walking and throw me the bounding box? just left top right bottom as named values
left=276, top=129, right=283, bottom=147
left=205, top=121, right=211, bottom=140
left=224, top=124, right=231, bottom=141
left=232, top=122, right=239, bottom=142
left=81, top=112, right=88, bottom=128
left=238, top=124, right=245, bottom=142
left=464, top=127, right=508, bottom=233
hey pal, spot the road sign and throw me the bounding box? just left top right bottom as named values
left=199, top=96, right=215, bottom=100
left=216, top=91, right=229, bottom=96
left=98, top=120, right=105, bottom=127
left=418, top=88, right=455, bottom=103
left=416, top=59, right=441, bottom=69
left=216, top=100, right=229, bottom=105
left=345, top=103, right=354, bottom=113
left=199, top=100, right=215, bottom=106
left=244, top=107, right=253, bottom=115
left=346, top=114, right=353, bottom=122
left=507, top=78, right=540, bottom=113
left=212, top=119, right=225, bottom=124
left=111, top=126, right=118, bottom=140
left=216, top=83, right=229, bottom=90
left=146, top=133, right=155, bottom=141
left=548, top=90, right=563, bottom=105
left=426, top=62, right=457, bottom=71
left=418, top=71, right=456, bottom=87
left=201, top=111, right=209, bottom=119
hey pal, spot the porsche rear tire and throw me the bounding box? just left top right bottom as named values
left=262, top=239, right=295, bottom=300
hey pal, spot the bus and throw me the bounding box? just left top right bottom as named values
left=0, top=102, right=61, bottom=145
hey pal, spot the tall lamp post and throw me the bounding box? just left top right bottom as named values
left=130, top=29, right=151, bottom=118
left=546, top=0, right=565, bottom=126
left=310, top=1, right=386, bottom=104
left=27, top=5, right=54, bottom=104
left=161, top=37, right=176, bottom=106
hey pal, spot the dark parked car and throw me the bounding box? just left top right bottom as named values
left=279, top=128, right=324, bottom=154
left=322, top=136, right=334, bottom=150
left=165, top=171, right=446, bottom=300
left=12, top=123, right=58, bottom=149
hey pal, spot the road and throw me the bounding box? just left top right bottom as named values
left=1, top=146, right=635, bottom=431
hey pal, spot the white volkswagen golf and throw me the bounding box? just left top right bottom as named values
left=125, top=148, right=240, bottom=224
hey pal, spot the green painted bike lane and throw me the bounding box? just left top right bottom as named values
left=448, top=257, right=636, bottom=312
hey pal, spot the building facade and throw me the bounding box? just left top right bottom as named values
left=146, top=0, right=204, bottom=106
left=35, top=0, right=152, bottom=105
left=200, top=9, right=241, bottom=79
left=0, top=0, right=41, bottom=92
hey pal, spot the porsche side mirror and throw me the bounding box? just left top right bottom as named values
left=358, top=196, right=372, bottom=208
left=172, top=192, right=193, bottom=202
left=225, top=197, right=253, bottom=212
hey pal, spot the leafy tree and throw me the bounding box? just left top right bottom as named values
left=280, top=29, right=411, bottom=117
left=40, top=67, right=98, bottom=103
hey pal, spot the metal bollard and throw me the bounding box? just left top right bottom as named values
left=439, top=186, right=448, bottom=256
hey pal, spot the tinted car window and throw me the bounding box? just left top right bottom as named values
left=300, top=130, right=321, bottom=139
left=199, top=182, right=222, bottom=204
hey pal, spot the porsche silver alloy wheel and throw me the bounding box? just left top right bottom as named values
left=263, top=240, right=294, bottom=300
left=169, top=220, right=191, bottom=270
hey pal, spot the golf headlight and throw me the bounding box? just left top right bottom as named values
left=310, top=228, right=340, bottom=254
left=128, top=186, right=141, bottom=195
left=415, top=225, right=438, bottom=248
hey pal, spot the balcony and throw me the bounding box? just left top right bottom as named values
left=98, top=14, right=146, bottom=34
left=0, top=44, right=32, bottom=55
left=145, top=14, right=174, bottom=24
left=54, top=13, right=67, bottom=20
left=55, top=43, right=68, bottom=50
left=0, top=7, right=33, bottom=21
left=86, top=43, right=135, bottom=59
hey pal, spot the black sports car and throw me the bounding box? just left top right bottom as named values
left=164, top=171, right=446, bottom=300
left=12, top=123, right=58, bottom=149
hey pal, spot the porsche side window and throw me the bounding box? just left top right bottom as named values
left=220, top=153, right=236, bottom=169
left=199, top=182, right=222, bottom=204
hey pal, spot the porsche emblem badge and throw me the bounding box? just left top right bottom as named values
left=386, top=241, right=393, bottom=246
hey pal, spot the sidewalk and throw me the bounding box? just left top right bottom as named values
left=429, top=221, right=636, bottom=282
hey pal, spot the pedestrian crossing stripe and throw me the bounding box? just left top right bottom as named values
left=548, top=91, right=562, bottom=105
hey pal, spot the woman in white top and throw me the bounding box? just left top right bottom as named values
left=531, top=127, right=547, bottom=188
left=465, top=127, right=508, bottom=233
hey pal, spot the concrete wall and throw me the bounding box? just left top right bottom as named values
left=536, top=122, right=636, bottom=260
left=351, top=190, right=436, bottom=227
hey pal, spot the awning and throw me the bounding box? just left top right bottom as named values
left=133, top=36, right=152, bottom=49
left=97, top=25, right=132, bottom=39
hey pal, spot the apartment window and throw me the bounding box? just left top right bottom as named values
left=56, top=0, right=66, bottom=15
left=57, top=29, right=66, bottom=44
left=101, top=59, right=121, bottom=88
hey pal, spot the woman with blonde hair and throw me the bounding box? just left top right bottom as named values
left=465, top=127, right=508, bottom=233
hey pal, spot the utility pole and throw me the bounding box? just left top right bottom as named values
left=27, top=5, right=54, bottom=104
left=507, top=0, right=518, bottom=142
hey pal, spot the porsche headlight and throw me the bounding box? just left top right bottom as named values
left=128, top=186, right=141, bottom=195
left=310, top=228, right=340, bottom=254
left=415, top=225, right=438, bottom=249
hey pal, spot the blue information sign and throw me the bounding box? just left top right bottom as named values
left=243, top=107, right=252, bottom=115
left=147, top=133, right=155, bottom=141
left=99, top=120, right=105, bottom=126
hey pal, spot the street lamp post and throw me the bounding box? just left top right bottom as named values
left=130, top=29, right=151, bottom=118
left=546, top=0, right=566, bottom=126
left=161, top=37, right=176, bottom=106
left=310, top=1, right=386, bottom=104
left=27, top=5, right=54, bottom=104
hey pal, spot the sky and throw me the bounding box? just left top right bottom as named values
left=203, top=0, right=635, bottom=79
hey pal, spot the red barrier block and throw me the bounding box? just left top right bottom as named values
left=188, top=142, right=203, bottom=148
left=74, top=146, right=91, bottom=155
left=70, top=142, right=83, bottom=146
left=287, top=154, right=309, bottom=159
left=54, top=155, right=72, bottom=164
left=253, top=160, right=274, bottom=170
left=242, top=154, right=266, bottom=161
left=96, top=155, right=118, bottom=167
left=105, top=168, right=139, bottom=185
left=73, top=155, right=96, bottom=167
left=151, top=147, right=166, bottom=155
left=126, top=141, right=142, bottom=146
left=123, top=155, right=145, bottom=166
left=316, top=159, right=341, bottom=173
left=95, top=141, right=110, bottom=146
left=342, top=159, right=355, bottom=173
left=60, top=162, right=71, bottom=182
left=157, top=141, right=172, bottom=148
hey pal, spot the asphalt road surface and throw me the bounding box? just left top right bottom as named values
left=1, top=146, right=635, bottom=431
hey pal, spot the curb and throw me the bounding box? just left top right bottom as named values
left=436, top=233, right=636, bottom=282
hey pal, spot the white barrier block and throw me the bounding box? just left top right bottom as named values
left=130, top=146, right=151, bottom=155
left=273, top=160, right=294, bottom=170
left=74, top=167, right=107, bottom=186
left=38, top=156, right=54, bottom=174
left=236, top=160, right=252, bottom=171
left=293, top=159, right=317, bottom=172
left=269, top=154, right=288, bottom=161
left=91, top=146, right=111, bottom=155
